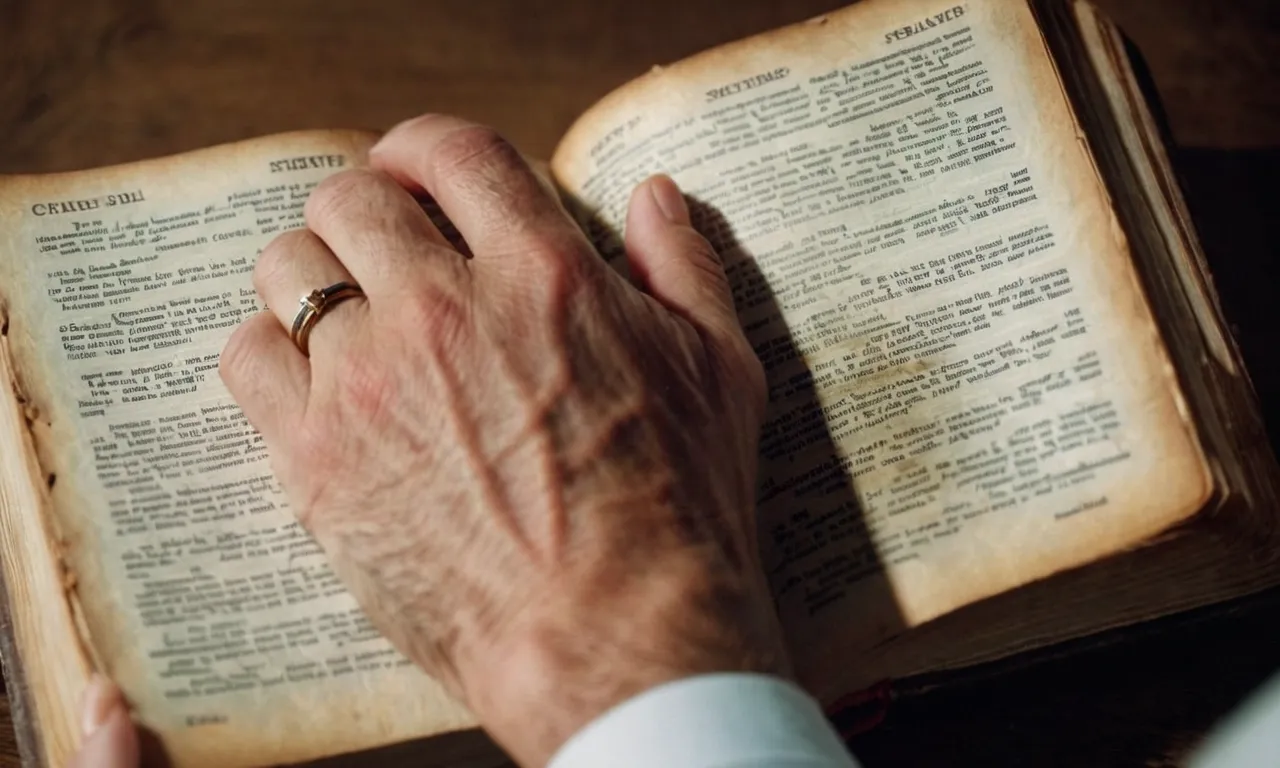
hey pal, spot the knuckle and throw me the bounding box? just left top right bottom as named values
left=304, top=168, right=380, bottom=226
left=649, top=241, right=731, bottom=314
left=694, top=259, right=732, bottom=307
left=431, top=124, right=521, bottom=182
left=524, top=240, right=581, bottom=288
left=507, top=238, right=604, bottom=313
left=253, top=230, right=307, bottom=293
left=681, top=232, right=730, bottom=291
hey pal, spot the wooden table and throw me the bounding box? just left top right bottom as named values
left=2, top=0, right=1279, bottom=765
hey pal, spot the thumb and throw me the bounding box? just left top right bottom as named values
left=70, top=676, right=139, bottom=768
left=624, top=175, right=742, bottom=345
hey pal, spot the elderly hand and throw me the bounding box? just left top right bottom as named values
left=222, top=115, right=782, bottom=766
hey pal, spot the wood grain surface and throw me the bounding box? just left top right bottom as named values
left=2, top=0, right=1279, bottom=766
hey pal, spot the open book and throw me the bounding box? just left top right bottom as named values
left=1, top=0, right=1277, bottom=764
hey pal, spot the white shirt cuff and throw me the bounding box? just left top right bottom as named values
left=548, top=673, right=860, bottom=768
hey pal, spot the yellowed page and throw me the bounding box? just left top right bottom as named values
left=0, top=133, right=475, bottom=767
left=552, top=0, right=1211, bottom=700
left=0, top=329, right=92, bottom=768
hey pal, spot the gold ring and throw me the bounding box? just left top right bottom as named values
left=289, top=282, right=364, bottom=356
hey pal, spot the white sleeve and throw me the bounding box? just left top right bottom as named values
left=547, top=674, right=861, bottom=768
left=1189, top=672, right=1280, bottom=767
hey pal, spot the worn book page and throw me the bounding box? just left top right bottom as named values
left=0, top=132, right=477, bottom=767
left=1067, top=0, right=1280, bottom=527
left=0, top=328, right=91, bottom=767
left=552, top=0, right=1211, bottom=700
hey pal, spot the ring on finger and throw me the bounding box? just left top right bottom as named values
left=289, top=282, right=365, bottom=356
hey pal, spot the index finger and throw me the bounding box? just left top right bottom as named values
left=369, top=114, right=583, bottom=262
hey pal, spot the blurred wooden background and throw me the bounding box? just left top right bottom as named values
left=2, top=0, right=1278, bottom=170
left=2, top=0, right=1278, bottom=765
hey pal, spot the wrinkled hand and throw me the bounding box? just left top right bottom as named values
left=217, top=115, right=785, bottom=766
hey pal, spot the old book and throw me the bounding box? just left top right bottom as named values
left=1, top=0, right=1276, bottom=764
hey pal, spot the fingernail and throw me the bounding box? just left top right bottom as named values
left=80, top=675, right=121, bottom=738
left=649, top=175, right=690, bottom=225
